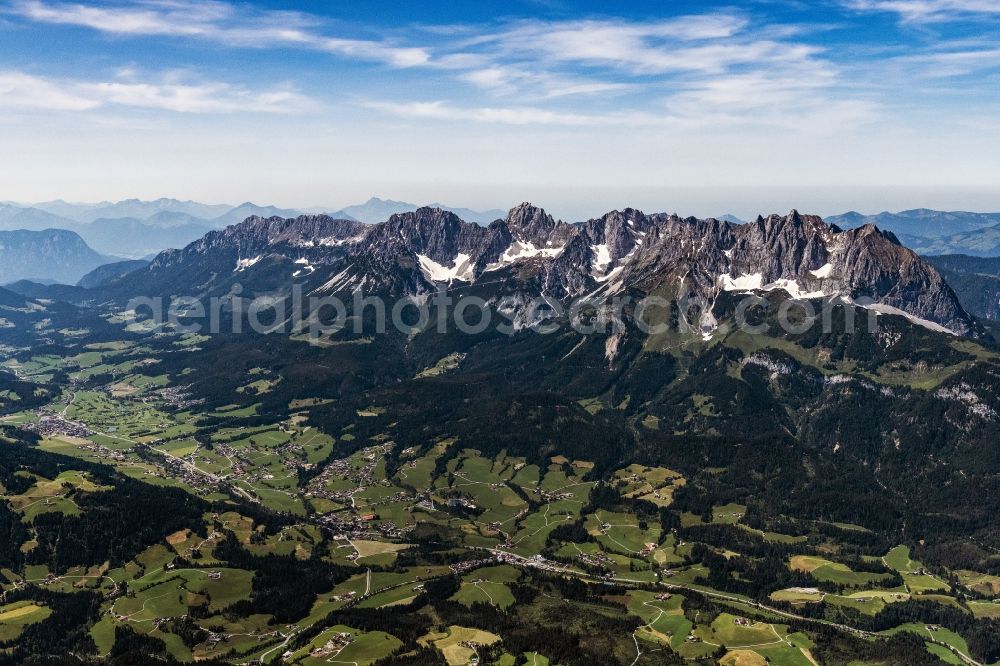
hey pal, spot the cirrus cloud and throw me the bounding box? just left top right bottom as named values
left=0, top=70, right=311, bottom=113
left=12, top=0, right=431, bottom=67
left=845, top=0, right=1000, bottom=22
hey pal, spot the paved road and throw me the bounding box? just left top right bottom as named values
left=485, top=548, right=984, bottom=666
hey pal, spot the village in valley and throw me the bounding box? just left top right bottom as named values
left=1, top=313, right=999, bottom=666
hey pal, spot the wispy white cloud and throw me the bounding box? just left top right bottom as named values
left=7, top=1, right=977, bottom=133
left=459, top=65, right=633, bottom=99
left=438, top=15, right=873, bottom=129
left=473, top=14, right=749, bottom=52
left=363, top=91, right=877, bottom=133
left=0, top=70, right=310, bottom=113
left=13, top=0, right=431, bottom=67
left=15, top=0, right=234, bottom=36
left=361, top=100, right=651, bottom=127
left=0, top=70, right=98, bottom=110
left=662, top=73, right=879, bottom=131
left=845, top=0, right=1000, bottom=22
left=469, top=16, right=806, bottom=75
left=894, top=46, right=1000, bottom=76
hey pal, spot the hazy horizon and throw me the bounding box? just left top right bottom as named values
left=7, top=186, right=1000, bottom=224
left=2, top=0, right=998, bottom=223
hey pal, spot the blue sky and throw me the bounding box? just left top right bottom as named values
left=1, top=0, right=999, bottom=219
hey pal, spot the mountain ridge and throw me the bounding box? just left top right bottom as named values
left=0, top=228, right=113, bottom=285
left=329, top=196, right=506, bottom=225
left=827, top=209, right=1000, bottom=257
left=110, top=203, right=979, bottom=338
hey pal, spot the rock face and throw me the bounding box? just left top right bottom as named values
left=110, top=215, right=367, bottom=296
left=145, top=215, right=366, bottom=271
left=120, top=205, right=978, bottom=337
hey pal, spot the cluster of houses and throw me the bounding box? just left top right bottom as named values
left=155, top=386, right=204, bottom=410
left=75, top=441, right=129, bottom=462
left=535, top=488, right=577, bottom=502
left=450, top=558, right=499, bottom=574
left=307, top=444, right=393, bottom=503
left=310, top=632, right=354, bottom=657
left=206, top=628, right=281, bottom=646
left=576, top=551, right=615, bottom=570
left=497, top=553, right=552, bottom=569
left=326, top=590, right=358, bottom=603
left=149, top=450, right=225, bottom=495
left=23, top=412, right=91, bottom=438
left=458, top=642, right=485, bottom=665
left=319, top=512, right=407, bottom=541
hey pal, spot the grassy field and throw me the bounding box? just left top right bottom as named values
left=0, top=601, right=52, bottom=642
left=289, top=625, right=402, bottom=665
left=614, top=464, right=686, bottom=507
left=789, top=555, right=894, bottom=588
left=419, top=625, right=502, bottom=666
left=881, top=546, right=951, bottom=593
left=969, top=601, right=1000, bottom=619
left=721, top=650, right=768, bottom=665
left=881, top=623, right=971, bottom=659
left=5, top=469, right=111, bottom=522
left=956, top=570, right=1000, bottom=596
left=925, top=642, right=964, bottom=665
left=451, top=565, right=520, bottom=610
left=628, top=590, right=692, bottom=649
left=769, top=588, right=824, bottom=604
left=3, top=320, right=997, bottom=666
left=585, top=510, right=661, bottom=557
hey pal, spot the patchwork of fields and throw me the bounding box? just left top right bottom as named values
left=1, top=318, right=998, bottom=666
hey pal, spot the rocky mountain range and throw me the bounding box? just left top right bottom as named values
left=0, top=200, right=307, bottom=259
left=53, top=198, right=233, bottom=223
left=828, top=209, right=1000, bottom=257
left=0, top=203, right=71, bottom=231
left=0, top=197, right=508, bottom=259
left=6, top=198, right=1000, bottom=270
left=0, top=229, right=112, bottom=285
left=329, top=196, right=506, bottom=225
left=101, top=203, right=979, bottom=338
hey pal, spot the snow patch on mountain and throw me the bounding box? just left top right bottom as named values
left=484, top=240, right=565, bottom=272
left=316, top=233, right=366, bottom=247
left=293, top=257, right=315, bottom=277
left=862, top=303, right=956, bottom=335
left=590, top=244, right=612, bottom=273
left=764, top=278, right=826, bottom=300
left=594, top=265, right=625, bottom=284
left=699, top=309, right=718, bottom=341
left=719, top=273, right=764, bottom=291
left=504, top=241, right=564, bottom=262
left=317, top=266, right=356, bottom=292
left=418, top=253, right=474, bottom=283
left=718, top=273, right=826, bottom=300
left=235, top=255, right=262, bottom=271
left=810, top=263, right=833, bottom=278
